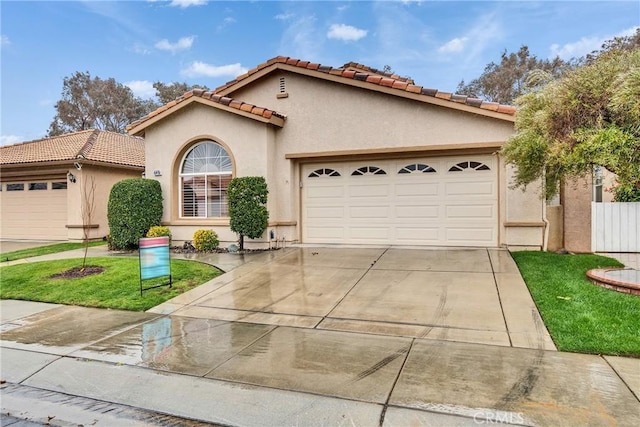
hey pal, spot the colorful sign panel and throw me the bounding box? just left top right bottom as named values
left=139, top=236, right=170, bottom=280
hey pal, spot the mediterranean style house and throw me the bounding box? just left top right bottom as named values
left=0, top=130, right=144, bottom=241
left=127, top=56, right=545, bottom=249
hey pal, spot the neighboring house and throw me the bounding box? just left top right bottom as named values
left=0, top=130, right=144, bottom=241
left=127, top=56, right=546, bottom=249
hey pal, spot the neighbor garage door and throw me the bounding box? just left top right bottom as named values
left=0, top=180, right=68, bottom=240
left=302, top=155, right=498, bottom=247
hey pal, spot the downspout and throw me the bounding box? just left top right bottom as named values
left=542, top=194, right=549, bottom=251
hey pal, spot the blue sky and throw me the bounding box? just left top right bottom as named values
left=1, top=0, right=638, bottom=145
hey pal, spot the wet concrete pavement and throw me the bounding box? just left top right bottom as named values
left=1, top=246, right=639, bottom=426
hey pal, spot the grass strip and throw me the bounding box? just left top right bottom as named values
left=511, top=251, right=640, bottom=357
left=0, top=257, right=221, bottom=311
left=1, top=241, right=107, bottom=262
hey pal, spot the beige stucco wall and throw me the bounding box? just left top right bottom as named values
left=66, top=165, right=143, bottom=241
left=142, top=103, right=277, bottom=245
left=140, top=70, right=544, bottom=248
left=561, top=175, right=593, bottom=253
left=546, top=205, right=564, bottom=252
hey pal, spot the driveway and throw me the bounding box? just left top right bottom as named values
left=154, top=246, right=556, bottom=350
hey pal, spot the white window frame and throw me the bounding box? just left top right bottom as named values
left=179, top=141, right=233, bottom=218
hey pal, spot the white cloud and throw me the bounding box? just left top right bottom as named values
left=217, top=17, right=236, bottom=32
left=1, top=35, right=10, bottom=47
left=0, top=135, right=21, bottom=146
left=155, top=36, right=195, bottom=54
left=130, top=43, right=151, bottom=55
left=549, top=26, right=640, bottom=60
left=438, top=37, right=468, bottom=54
left=169, top=0, right=207, bottom=8
left=278, top=15, right=322, bottom=60
left=327, top=24, right=367, bottom=42
left=275, top=13, right=294, bottom=21
left=126, top=80, right=156, bottom=99
left=180, top=61, right=248, bottom=78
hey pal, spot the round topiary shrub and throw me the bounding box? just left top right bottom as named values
left=107, top=178, right=163, bottom=250
left=146, top=225, right=172, bottom=241
left=193, top=229, right=219, bottom=252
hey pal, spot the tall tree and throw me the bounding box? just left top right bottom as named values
left=501, top=47, right=640, bottom=201
left=48, top=72, right=156, bottom=136
left=457, top=46, right=572, bottom=104
left=153, top=82, right=209, bottom=105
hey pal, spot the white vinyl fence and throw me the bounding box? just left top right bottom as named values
left=591, top=202, right=640, bottom=252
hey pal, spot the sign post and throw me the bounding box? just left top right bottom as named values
left=139, top=236, right=172, bottom=296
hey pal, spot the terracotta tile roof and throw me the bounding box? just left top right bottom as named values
left=214, top=56, right=517, bottom=117
left=126, top=89, right=286, bottom=133
left=0, top=129, right=144, bottom=168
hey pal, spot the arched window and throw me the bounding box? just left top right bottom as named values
left=448, top=161, right=491, bottom=172
left=180, top=141, right=233, bottom=218
left=308, top=168, right=341, bottom=178
left=351, top=166, right=386, bottom=176
left=398, top=163, right=436, bottom=174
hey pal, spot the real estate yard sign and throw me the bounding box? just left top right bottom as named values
left=139, top=236, right=172, bottom=295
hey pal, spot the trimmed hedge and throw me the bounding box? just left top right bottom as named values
left=108, top=179, right=163, bottom=250
left=193, top=229, right=219, bottom=251
left=228, top=176, right=268, bottom=250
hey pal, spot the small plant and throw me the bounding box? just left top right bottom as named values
left=146, top=226, right=172, bottom=241
left=193, top=229, right=219, bottom=252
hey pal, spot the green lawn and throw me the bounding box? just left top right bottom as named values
left=1, top=241, right=107, bottom=262
left=0, top=257, right=221, bottom=311
left=511, top=251, right=640, bottom=357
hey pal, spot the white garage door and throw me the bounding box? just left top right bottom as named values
left=1, top=181, right=68, bottom=240
left=302, top=155, right=498, bottom=247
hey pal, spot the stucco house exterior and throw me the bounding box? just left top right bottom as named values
left=127, top=56, right=546, bottom=249
left=0, top=129, right=144, bottom=241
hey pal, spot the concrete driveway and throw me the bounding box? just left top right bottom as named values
left=154, top=246, right=555, bottom=350
left=2, top=247, right=639, bottom=426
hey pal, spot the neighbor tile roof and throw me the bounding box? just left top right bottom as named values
left=126, top=89, right=286, bottom=133
left=0, top=129, right=144, bottom=168
left=215, top=56, right=517, bottom=116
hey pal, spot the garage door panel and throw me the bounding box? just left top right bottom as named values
left=349, top=206, right=390, bottom=219
left=306, top=185, right=344, bottom=198
left=445, top=181, right=494, bottom=197
left=306, top=206, right=345, bottom=219
left=395, top=227, right=440, bottom=242
left=395, top=205, right=439, bottom=219
left=349, top=184, right=390, bottom=198
left=348, top=227, right=391, bottom=240
left=306, top=226, right=345, bottom=239
left=302, top=156, right=498, bottom=247
left=446, top=205, right=495, bottom=219
left=395, top=182, right=439, bottom=197
left=446, top=227, right=495, bottom=243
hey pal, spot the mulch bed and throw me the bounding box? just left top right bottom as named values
left=51, top=266, right=105, bottom=279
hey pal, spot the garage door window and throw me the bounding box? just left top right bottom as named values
left=52, top=182, right=67, bottom=190
left=180, top=141, right=233, bottom=218
left=6, top=183, right=24, bottom=191
left=29, top=183, right=48, bottom=190
left=308, top=168, right=341, bottom=178
left=449, top=161, right=491, bottom=172
left=398, top=163, right=436, bottom=174
left=351, top=166, right=386, bottom=176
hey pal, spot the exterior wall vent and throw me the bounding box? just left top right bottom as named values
left=277, top=77, right=289, bottom=99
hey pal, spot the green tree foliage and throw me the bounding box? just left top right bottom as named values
left=227, top=177, right=269, bottom=251
left=153, top=82, right=209, bottom=105
left=48, top=72, right=157, bottom=136
left=501, top=47, right=640, bottom=201
left=457, top=46, right=572, bottom=104
left=107, top=179, right=163, bottom=250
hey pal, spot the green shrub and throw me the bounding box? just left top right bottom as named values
left=107, top=179, right=163, bottom=250
left=227, top=176, right=268, bottom=250
left=193, top=229, right=219, bottom=251
left=146, top=225, right=172, bottom=240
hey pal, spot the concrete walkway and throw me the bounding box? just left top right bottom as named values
left=1, top=246, right=639, bottom=426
